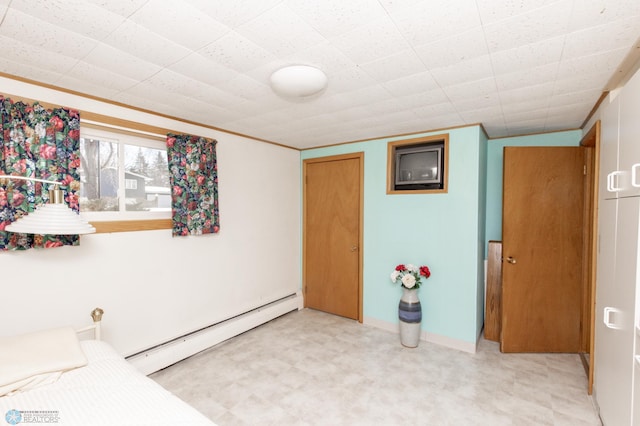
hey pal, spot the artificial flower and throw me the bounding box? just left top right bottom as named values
left=390, top=262, right=431, bottom=290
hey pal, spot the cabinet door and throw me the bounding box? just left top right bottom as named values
left=634, top=341, right=640, bottom=426
left=619, top=69, right=640, bottom=198
left=595, top=199, right=622, bottom=424
left=595, top=197, right=638, bottom=426
left=599, top=93, right=620, bottom=200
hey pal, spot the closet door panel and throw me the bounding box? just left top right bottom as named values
left=599, top=93, right=620, bottom=200
left=595, top=199, right=626, bottom=425
left=619, top=70, right=640, bottom=198
left=596, top=197, right=639, bottom=425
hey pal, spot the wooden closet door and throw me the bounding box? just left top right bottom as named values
left=303, top=153, right=363, bottom=321
left=501, top=146, right=585, bottom=352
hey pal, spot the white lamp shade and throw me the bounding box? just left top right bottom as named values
left=270, top=65, right=328, bottom=98
left=5, top=203, right=96, bottom=235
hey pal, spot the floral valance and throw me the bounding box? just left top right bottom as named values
left=166, top=133, right=219, bottom=236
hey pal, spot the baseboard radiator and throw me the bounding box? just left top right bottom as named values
left=127, top=293, right=302, bottom=375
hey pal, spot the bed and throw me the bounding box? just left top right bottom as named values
left=0, top=308, right=215, bottom=426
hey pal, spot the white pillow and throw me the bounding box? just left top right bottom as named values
left=0, top=326, right=88, bottom=396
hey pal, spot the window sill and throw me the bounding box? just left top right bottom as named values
left=90, top=219, right=172, bottom=233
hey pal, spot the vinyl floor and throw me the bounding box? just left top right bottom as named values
left=151, top=308, right=602, bottom=426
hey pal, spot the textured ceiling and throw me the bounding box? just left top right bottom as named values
left=0, top=0, right=639, bottom=149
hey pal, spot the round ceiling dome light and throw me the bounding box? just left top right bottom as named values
left=270, top=65, right=328, bottom=99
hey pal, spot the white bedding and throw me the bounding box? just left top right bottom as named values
left=0, top=340, right=215, bottom=425
left=0, top=327, right=87, bottom=397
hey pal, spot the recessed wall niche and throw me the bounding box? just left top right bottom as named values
left=386, top=134, right=449, bottom=194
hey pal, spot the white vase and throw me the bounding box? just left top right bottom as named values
left=398, top=287, right=422, bottom=347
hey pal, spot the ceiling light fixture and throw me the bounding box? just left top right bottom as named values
left=270, top=65, right=328, bottom=99
left=0, top=175, right=96, bottom=235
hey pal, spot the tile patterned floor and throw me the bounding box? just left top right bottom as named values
left=151, top=309, right=602, bottom=425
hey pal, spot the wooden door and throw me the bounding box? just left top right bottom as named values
left=303, top=153, right=363, bottom=321
left=501, top=146, right=585, bottom=352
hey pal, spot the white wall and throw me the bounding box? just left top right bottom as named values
left=0, top=77, right=301, bottom=357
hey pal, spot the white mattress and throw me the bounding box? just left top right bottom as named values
left=0, top=340, right=215, bottom=425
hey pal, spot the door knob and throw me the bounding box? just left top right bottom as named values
left=506, top=256, right=517, bottom=264
left=350, top=245, right=358, bottom=252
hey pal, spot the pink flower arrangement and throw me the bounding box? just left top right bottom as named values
left=390, top=263, right=431, bottom=289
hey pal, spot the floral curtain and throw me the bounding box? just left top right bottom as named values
left=166, top=133, right=219, bottom=236
left=0, top=96, right=81, bottom=250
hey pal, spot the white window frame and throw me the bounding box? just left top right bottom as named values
left=125, top=179, right=138, bottom=190
left=79, top=125, right=170, bottom=222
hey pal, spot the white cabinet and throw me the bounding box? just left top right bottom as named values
left=595, top=198, right=624, bottom=425
left=599, top=91, right=620, bottom=200
left=595, top=67, right=640, bottom=426
left=596, top=197, right=638, bottom=426
left=619, top=70, right=640, bottom=198
left=602, top=69, right=640, bottom=198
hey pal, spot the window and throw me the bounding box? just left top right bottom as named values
left=79, top=126, right=171, bottom=221
left=125, top=179, right=138, bottom=190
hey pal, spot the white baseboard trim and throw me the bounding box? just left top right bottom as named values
left=127, top=293, right=301, bottom=375
left=363, top=316, right=477, bottom=354
left=296, top=290, right=305, bottom=310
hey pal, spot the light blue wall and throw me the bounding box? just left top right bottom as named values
left=300, top=127, right=581, bottom=346
left=301, top=126, right=486, bottom=344
left=484, top=130, right=582, bottom=255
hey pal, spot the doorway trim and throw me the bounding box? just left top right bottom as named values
left=302, top=152, right=364, bottom=322
left=580, top=120, right=601, bottom=395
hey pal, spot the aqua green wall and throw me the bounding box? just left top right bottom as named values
left=484, top=130, right=582, bottom=255
left=301, top=126, right=487, bottom=345
left=300, top=127, right=581, bottom=347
